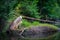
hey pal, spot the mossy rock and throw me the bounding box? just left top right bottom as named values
left=20, top=24, right=58, bottom=39
left=7, top=24, right=59, bottom=40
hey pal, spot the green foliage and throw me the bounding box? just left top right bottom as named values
left=32, top=21, right=40, bottom=26
left=0, top=0, right=20, bottom=32
left=18, top=0, right=40, bottom=18
left=45, top=0, right=60, bottom=19
left=0, top=0, right=60, bottom=40
left=21, top=19, right=31, bottom=27
left=38, top=0, right=60, bottom=19
left=21, top=19, right=41, bottom=28
left=21, top=19, right=58, bottom=30
left=21, top=20, right=40, bottom=28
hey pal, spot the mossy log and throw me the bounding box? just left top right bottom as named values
left=7, top=16, right=60, bottom=39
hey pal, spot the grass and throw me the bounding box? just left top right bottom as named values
left=21, top=19, right=58, bottom=30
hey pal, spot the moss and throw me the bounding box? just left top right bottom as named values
left=21, top=19, right=58, bottom=30
left=21, top=19, right=32, bottom=28
left=38, top=23, right=58, bottom=30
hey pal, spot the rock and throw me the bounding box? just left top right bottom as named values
left=21, top=26, right=57, bottom=38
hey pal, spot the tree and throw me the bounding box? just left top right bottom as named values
left=38, top=0, right=60, bottom=20
left=18, top=0, right=40, bottom=18
left=0, top=0, right=19, bottom=32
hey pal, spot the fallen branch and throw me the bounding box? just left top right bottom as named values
left=22, top=16, right=55, bottom=23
